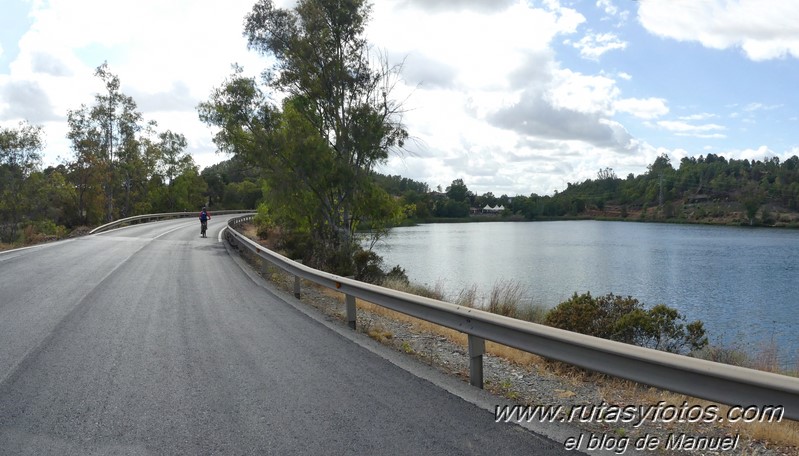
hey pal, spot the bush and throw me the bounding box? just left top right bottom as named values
left=353, top=249, right=385, bottom=284
left=384, top=265, right=409, bottom=284
left=352, top=249, right=409, bottom=285
left=274, top=231, right=313, bottom=262
left=544, top=292, right=707, bottom=354
left=18, top=220, right=67, bottom=244
left=254, top=202, right=274, bottom=239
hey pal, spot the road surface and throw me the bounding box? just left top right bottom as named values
left=0, top=217, right=576, bottom=455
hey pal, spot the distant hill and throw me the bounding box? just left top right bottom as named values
left=372, top=153, right=799, bottom=227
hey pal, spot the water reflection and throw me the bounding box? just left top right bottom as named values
left=370, top=220, right=799, bottom=367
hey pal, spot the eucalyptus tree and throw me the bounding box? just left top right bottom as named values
left=67, top=62, right=145, bottom=222
left=66, top=106, right=104, bottom=225
left=154, top=130, right=197, bottom=211
left=0, top=121, right=44, bottom=241
left=199, top=0, right=408, bottom=272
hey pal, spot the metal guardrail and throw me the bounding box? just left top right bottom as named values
left=224, top=214, right=799, bottom=420
left=89, top=210, right=255, bottom=234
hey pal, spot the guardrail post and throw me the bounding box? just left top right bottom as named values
left=261, top=258, right=269, bottom=278
left=468, top=334, right=485, bottom=389
left=346, top=294, right=356, bottom=330
left=344, top=276, right=356, bottom=330
left=294, top=259, right=302, bottom=299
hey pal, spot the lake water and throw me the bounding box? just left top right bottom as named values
left=370, top=220, right=799, bottom=366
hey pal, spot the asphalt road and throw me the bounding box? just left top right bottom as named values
left=0, top=217, right=576, bottom=455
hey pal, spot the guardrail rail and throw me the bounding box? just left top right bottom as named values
left=89, top=210, right=255, bottom=234
left=224, top=214, right=799, bottom=420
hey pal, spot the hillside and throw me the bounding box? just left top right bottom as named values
left=376, top=153, right=799, bottom=228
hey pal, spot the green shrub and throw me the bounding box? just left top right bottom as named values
left=544, top=292, right=707, bottom=354
left=274, top=231, right=313, bottom=262
left=353, top=249, right=385, bottom=284
left=254, top=202, right=274, bottom=239
left=384, top=265, right=409, bottom=284
left=352, top=249, right=409, bottom=285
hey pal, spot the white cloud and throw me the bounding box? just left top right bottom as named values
left=2, top=0, right=793, bottom=197
left=678, top=113, right=716, bottom=121
left=548, top=69, right=618, bottom=115
left=614, top=97, right=669, bottom=119
left=0, top=79, right=60, bottom=122
left=570, top=32, right=627, bottom=60
left=657, top=120, right=726, bottom=138
left=723, top=144, right=792, bottom=162
left=596, top=0, right=618, bottom=17
left=638, top=0, right=799, bottom=61
left=743, top=102, right=782, bottom=112
left=30, top=52, right=72, bottom=77
left=371, top=1, right=584, bottom=90
left=398, top=0, right=517, bottom=13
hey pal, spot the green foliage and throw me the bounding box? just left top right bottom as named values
left=3, top=61, right=266, bottom=246
left=67, top=62, right=146, bottom=222
left=353, top=249, right=385, bottom=284
left=64, top=62, right=208, bottom=226
left=35, top=219, right=67, bottom=238
left=223, top=180, right=262, bottom=210
left=154, top=131, right=198, bottom=211
left=545, top=292, right=708, bottom=354
left=352, top=248, right=409, bottom=285
left=385, top=265, right=410, bottom=284
left=446, top=178, right=470, bottom=202
left=741, top=181, right=765, bottom=225
left=200, top=0, right=408, bottom=272
left=254, top=202, right=275, bottom=239
left=0, top=121, right=45, bottom=242
left=435, top=199, right=469, bottom=218
left=523, top=153, right=799, bottom=223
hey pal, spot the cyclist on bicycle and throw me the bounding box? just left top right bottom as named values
left=199, top=206, right=211, bottom=237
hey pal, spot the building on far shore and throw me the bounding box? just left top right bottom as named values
left=481, top=205, right=504, bottom=215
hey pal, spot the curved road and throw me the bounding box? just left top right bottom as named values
left=0, top=217, right=575, bottom=455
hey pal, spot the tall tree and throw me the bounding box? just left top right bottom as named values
left=445, top=178, right=469, bottom=202
left=68, top=62, right=144, bottom=222
left=199, top=0, right=408, bottom=272
left=154, top=130, right=196, bottom=211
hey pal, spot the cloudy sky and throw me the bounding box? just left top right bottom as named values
left=2, top=0, right=799, bottom=196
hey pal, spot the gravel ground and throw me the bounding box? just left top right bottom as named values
left=235, top=229, right=796, bottom=456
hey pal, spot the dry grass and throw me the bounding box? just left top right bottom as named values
left=594, top=381, right=799, bottom=449
left=317, top=283, right=549, bottom=369
left=323, top=278, right=799, bottom=450
left=695, top=339, right=799, bottom=378
left=366, top=325, right=394, bottom=343
left=382, top=276, right=446, bottom=300
left=486, top=279, right=526, bottom=317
